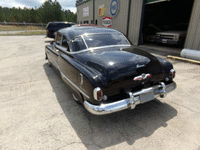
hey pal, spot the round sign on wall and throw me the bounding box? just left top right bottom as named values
left=110, top=0, right=119, bottom=17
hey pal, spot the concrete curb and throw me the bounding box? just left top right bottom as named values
left=167, top=55, right=200, bottom=65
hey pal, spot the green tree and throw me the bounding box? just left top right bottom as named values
left=39, top=0, right=64, bottom=23
left=0, top=0, right=76, bottom=23
left=65, top=10, right=77, bottom=23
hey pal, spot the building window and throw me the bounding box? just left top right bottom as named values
left=95, top=20, right=98, bottom=25
left=84, top=21, right=89, bottom=24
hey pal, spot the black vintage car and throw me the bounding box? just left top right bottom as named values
left=45, top=26, right=176, bottom=115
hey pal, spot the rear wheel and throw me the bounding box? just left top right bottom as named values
left=72, top=92, right=83, bottom=105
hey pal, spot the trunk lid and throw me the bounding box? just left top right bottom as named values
left=76, top=46, right=165, bottom=96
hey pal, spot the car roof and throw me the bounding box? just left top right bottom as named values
left=58, top=27, right=120, bottom=41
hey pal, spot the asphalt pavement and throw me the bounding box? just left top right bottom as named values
left=0, top=36, right=200, bottom=150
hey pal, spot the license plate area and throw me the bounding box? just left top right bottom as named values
left=140, top=91, right=155, bottom=103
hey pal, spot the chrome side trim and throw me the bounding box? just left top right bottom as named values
left=46, top=49, right=50, bottom=54
left=81, top=35, right=89, bottom=49
left=61, top=72, right=90, bottom=99
left=67, top=45, right=131, bottom=55
left=72, top=94, right=79, bottom=101
left=55, top=44, right=68, bottom=52
left=80, top=73, right=83, bottom=85
left=84, top=82, right=176, bottom=115
left=53, top=59, right=60, bottom=70
left=86, top=45, right=131, bottom=51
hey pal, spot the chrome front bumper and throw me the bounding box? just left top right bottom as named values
left=84, top=82, right=176, bottom=115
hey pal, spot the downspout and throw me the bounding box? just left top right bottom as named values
left=138, top=0, right=147, bottom=45
left=126, top=0, right=132, bottom=37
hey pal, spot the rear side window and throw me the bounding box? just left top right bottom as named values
left=69, top=37, right=87, bottom=52
left=62, top=36, right=69, bottom=50
left=56, top=33, right=62, bottom=45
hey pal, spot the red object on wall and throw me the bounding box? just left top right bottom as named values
left=102, top=17, right=112, bottom=28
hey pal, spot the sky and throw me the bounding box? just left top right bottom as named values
left=0, top=0, right=77, bottom=13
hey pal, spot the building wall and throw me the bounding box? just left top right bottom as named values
left=77, top=0, right=144, bottom=45
left=77, top=0, right=200, bottom=48
left=94, top=0, right=129, bottom=35
left=185, top=0, right=200, bottom=50
left=77, top=0, right=93, bottom=24
left=128, top=0, right=144, bottom=45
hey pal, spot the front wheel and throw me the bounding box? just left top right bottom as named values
left=47, top=59, right=52, bottom=67
left=46, top=54, right=52, bottom=67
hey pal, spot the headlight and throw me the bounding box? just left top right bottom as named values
left=174, top=35, right=179, bottom=41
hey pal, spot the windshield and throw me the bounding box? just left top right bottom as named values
left=83, top=33, right=130, bottom=48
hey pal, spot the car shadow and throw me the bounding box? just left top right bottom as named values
left=43, top=63, right=177, bottom=150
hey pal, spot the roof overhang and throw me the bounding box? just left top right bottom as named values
left=76, top=0, right=91, bottom=7
left=146, top=0, right=170, bottom=5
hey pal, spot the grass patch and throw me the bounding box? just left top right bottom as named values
left=0, top=30, right=46, bottom=36
left=0, top=25, right=45, bottom=31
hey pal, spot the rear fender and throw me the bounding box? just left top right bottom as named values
left=59, top=54, right=103, bottom=105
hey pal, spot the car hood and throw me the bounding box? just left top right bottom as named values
left=75, top=46, right=165, bottom=86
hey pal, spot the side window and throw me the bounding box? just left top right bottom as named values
left=62, top=36, right=69, bottom=51
left=69, top=37, right=87, bottom=52
left=56, top=33, right=62, bottom=45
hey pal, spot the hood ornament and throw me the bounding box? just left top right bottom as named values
left=134, top=73, right=152, bottom=81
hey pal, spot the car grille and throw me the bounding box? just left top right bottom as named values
left=157, top=34, right=174, bottom=40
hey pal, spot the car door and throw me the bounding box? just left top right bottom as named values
left=49, top=33, right=62, bottom=68
left=58, top=36, right=87, bottom=88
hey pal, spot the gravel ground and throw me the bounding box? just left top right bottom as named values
left=0, top=36, right=200, bottom=150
